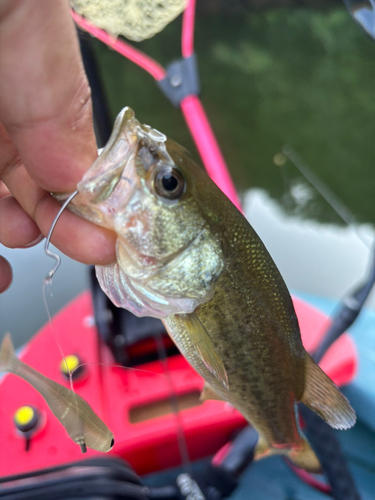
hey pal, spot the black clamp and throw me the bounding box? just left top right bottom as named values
left=176, top=467, right=238, bottom=500
left=157, top=54, right=200, bottom=108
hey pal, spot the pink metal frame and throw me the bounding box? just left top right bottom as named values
left=71, top=0, right=241, bottom=210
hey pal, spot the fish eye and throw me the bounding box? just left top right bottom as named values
left=154, top=166, right=185, bottom=200
left=110, top=438, right=115, bottom=448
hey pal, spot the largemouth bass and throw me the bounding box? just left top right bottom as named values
left=70, top=107, right=355, bottom=471
left=0, top=333, right=114, bottom=453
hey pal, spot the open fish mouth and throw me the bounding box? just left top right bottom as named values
left=67, top=107, right=160, bottom=228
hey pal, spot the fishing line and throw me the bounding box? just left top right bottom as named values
left=280, top=146, right=371, bottom=249
left=155, top=332, right=192, bottom=473
left=274, top=147, right=364, bottom=498
left=70, top=357, right=200, bottom=461
left=70, top=359, right=181, bottom=381
left=41, top=284, right=72, bottom=390
left=281, top=146, right=355, bottom=227
left=42, top=281, right=87, bottom=450
left=70, top=348, right=193, bottom=472
left=43, top=190, right=79, bottom=391
left=43, top=191, right=85, bottom=448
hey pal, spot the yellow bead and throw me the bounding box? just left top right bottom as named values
left=14, top=406, right=34, bottom=426
left=60, top=354, right=80, bottom=374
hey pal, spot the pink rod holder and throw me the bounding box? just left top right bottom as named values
left=181, top=95, right=242, bottom=211
left=71, top=11, right=166, bottom=81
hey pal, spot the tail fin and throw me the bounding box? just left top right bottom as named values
left=255, top=435, right=321, bottom=473
left=0, top=333, right=17, bottom=372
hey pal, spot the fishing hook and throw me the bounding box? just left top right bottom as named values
left=44, top=190, right=79, bottom=284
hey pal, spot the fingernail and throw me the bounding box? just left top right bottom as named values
left=0, top=256, right=13, bottom=293
left=21, top=234, right=45, bottom=248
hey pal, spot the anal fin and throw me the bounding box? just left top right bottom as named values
left=255, top=435, right=322, bottom=473
left=287, top=438, right=322, bottom=473
left=254, top=435, right=273, bottom=460
left=302, top=354, right=356, bottom=430
left=200, top=383, right=225, bottom=401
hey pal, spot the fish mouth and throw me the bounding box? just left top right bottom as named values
left=78, top=109, right=137, bottom=196
left=70, top=107, right=171, bottom=229
left=65, top=108, right=143, bottom=228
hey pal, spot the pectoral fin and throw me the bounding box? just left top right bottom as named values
left=182, top=313, right=229, bottom=390
left=301, top=354, right=356, bottom=430
left=200, top=383, right=225, bottom=401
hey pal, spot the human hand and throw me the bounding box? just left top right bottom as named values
left=0, top=0, right=116, bottom=293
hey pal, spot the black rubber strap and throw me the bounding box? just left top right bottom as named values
left=300, top=405, right=361, bottom=500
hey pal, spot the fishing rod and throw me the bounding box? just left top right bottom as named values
left=281, top=146, right=371, bottom=248
left=313, top=242, right=375, bottom=363
left=344, top=0, right=375, bottom=40
left=281, top=146, right=361, bottom=232
left=311, top=0, right=375, bottom=364
left=279, top=146, right=375, bottom=363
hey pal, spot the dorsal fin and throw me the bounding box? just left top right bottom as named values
left=301, top=354, right=356, bottom=430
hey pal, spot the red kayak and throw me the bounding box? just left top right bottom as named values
left=0, top=289, right=357, bottom=478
